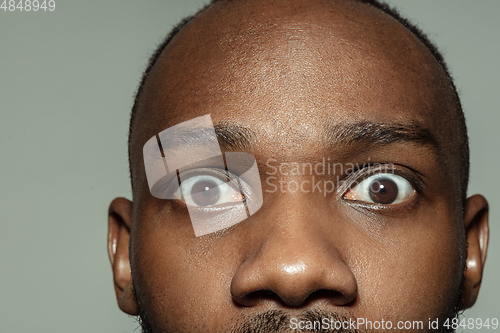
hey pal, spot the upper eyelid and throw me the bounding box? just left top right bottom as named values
left=180, top=167, right=229, bottom=179
left=179, top=168, right=244, bottom=187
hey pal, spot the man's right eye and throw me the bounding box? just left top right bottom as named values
left=174, top=174, right=245, bottom=208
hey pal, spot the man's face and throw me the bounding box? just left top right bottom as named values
left=110, top=1, right=489, bottom=332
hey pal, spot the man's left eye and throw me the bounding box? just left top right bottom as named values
left=343, top=173, right=416, bottom=205
left=177, top=174, right=245, bottom=207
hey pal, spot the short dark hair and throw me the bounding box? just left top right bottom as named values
left=128, top=0, right=469, bottom=202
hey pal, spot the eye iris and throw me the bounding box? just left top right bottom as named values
left=191, top=180, right=220, bottom=206
left=369, top=177, right=398, bottom=204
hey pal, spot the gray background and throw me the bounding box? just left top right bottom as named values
left=0, top=0, right=498, bottom=332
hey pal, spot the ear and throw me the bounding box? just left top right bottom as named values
left=108, top=197, right=139, bottom=315
left=459, top=194, right=489, bottom=310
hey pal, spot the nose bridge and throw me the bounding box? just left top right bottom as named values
left=231, top=192, right=358, bottom=307
left=262, top=194, right=332, bottom=263
left=265, top=186, right=339, bottom=249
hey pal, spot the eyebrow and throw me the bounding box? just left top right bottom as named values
left=158, top=120, right=440, bottom=157
left=158, top=123, right=255, bottom=153
left=325, top=121, right=441, bottom=155
left=214, top=123, right=255, bottom=150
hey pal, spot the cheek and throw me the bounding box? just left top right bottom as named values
left=131, top=210, right=238, bottom=331
left=352, top=206, right=464, bottom=322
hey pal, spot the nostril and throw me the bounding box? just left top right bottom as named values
left=306, top=289, right=356, bottom=306
left=275, top=289, right=353, bottom=308
left=234, top=289, right=312, bottom=308
left=233, top=289, right=281, bottom=307
left=233, top=288, right=357, bottom=308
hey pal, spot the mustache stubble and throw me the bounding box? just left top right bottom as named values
left=227, top=309, right=361, bottom=333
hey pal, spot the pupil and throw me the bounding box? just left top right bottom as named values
left=191, top=180, right=220, bottom=206
left=379, top=185, right=387, bottom=194
left=369, top=177, right=398, bottom=204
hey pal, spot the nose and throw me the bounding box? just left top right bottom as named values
left=230, top=196, right=358, bottom=308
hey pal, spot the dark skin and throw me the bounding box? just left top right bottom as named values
left=108, top=0, right=489, bottom=332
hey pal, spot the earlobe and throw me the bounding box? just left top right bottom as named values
left=459, top=194, right=489, bottom=310
left=108, top=197, right=139, bottom=315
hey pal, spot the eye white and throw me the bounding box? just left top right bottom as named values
left=345, top=173, right=415, bottom=205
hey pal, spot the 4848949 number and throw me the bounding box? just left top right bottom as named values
left=443, top=317, right=498, bottom=330
left=1, top=0, right=55, bottom=11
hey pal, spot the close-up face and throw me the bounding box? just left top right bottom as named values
left=108, top=0, right=490, bottom=332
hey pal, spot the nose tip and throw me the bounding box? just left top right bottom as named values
left=231, top=244, right=358, bottom=308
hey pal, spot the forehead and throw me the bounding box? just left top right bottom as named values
left=132, top=0, right=456, bottom=183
